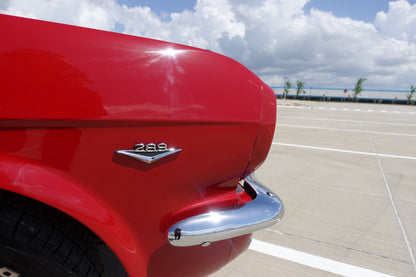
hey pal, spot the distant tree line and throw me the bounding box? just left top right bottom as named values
left=283, top=80, right=305, bottom=99
left=283, top=77, right=415, bottom=105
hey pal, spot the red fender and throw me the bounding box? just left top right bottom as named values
left=0, top=152, right=145, bottom=274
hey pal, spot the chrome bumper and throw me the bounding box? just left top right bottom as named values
left=167, top=175, right=284, bottom=247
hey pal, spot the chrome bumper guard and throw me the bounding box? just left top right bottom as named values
left=167, top=175, right=284, bottom=247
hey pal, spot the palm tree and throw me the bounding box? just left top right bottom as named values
left=407, top=85, right=415, bottom=105
left=284, top=80, right=291, bottom=99
left=353, top=78, right=367, bottom=101
left=296, top=80, right=304, bottom=99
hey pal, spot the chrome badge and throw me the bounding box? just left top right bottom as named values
left=116, top=143, right=181, bottom=164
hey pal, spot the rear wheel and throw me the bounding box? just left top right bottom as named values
left=0, top=191, right=105, bottom=277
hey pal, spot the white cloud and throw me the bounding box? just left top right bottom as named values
left=1, top=0, right=117, bottom=29
left=1, top=0, right=415, bottom=90
left=375, top=0, right=416, bottom=42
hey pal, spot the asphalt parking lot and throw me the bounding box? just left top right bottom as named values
left=211, top=100, right=416, bottom=277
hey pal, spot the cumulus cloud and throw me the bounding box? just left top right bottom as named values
left=1, top=0, right=415, bottom=90
left=2, top=0, right=117, bottom=29
left=375, top=0, right=416, bottom=42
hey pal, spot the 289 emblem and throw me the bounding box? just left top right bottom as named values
left=133, top=143, right=168, bottom=153
left=115, top=142, right=182, bottom=164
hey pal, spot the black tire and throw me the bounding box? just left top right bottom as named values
left=0, top=191, right=106, bottom=277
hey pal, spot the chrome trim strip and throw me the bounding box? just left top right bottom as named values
left=167, top=174, right=284, bottom=247
left=116, top=148, right=182, bottom=164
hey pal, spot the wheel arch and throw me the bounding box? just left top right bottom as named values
left=0, top=152, right=138, bottom=275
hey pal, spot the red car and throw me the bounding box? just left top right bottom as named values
left=0, top=15, right=283, bottom=277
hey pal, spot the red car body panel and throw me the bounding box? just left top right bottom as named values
left=0, top=15, right=276, bottom=276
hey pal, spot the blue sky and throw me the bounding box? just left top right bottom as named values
left=1, top=0, right=415, bottom=90
left=118, top=0, right=197, bottom=14
left=117, top=0, right=412, bottom=22
left=305, top=0, right=391, bottom=22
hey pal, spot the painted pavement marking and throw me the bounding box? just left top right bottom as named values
left=272, top=142, right=416, bottom=160
left=250, top=239, right=396, bottom=277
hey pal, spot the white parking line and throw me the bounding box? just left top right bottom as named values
left=303, top=106, right=415, bottom=115
left=278, top=116, right=416, bottom=127
left=278, top=124, right=416, bottom=137
left=249, top=239, right=395, bottom=277
left=273, top=142, right=416, bottom=160
left=366, top=128, right=416, bottom=271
